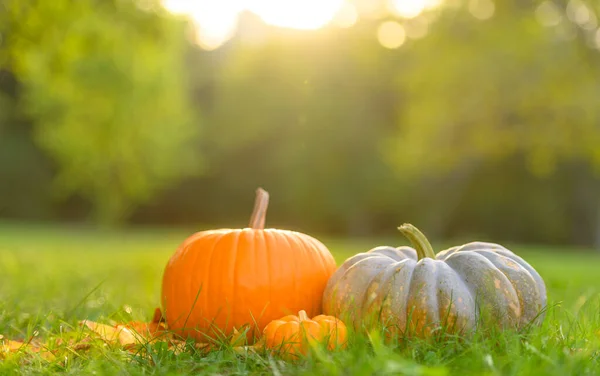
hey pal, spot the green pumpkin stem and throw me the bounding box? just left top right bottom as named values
left=249, top=188, right=270, bottom=229
left=398, top=224, right=436, bottom=260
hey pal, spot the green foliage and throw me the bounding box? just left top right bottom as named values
left=0, top=0, right=199, bottom=225
left=1, top=1, right=600, bottom=246
left=1, top=224, right=599, bottom=374
left=200, top=25, right=405, bottom=233
left=0, top=70, right=56, bottom=219
left=389, top=2, right=600, bottom=178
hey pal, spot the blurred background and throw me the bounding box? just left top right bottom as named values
left=1, top=0, right=600, bottom=248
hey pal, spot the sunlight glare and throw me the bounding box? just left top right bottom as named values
left=191, top=20, right=238, bottom=51
left=424, top=0, right=444, bottom=10
left=161, top=0, right=190, bottom=15
left=354, top=0, right=388, bottom=20
left=377, top=21, right=406, bottom=49
left=189, top=4, right=240, bottom=50
left=334, top=3, right=359, bottom=28
left=162, top=0, right=241, bottom=50
left=246, top=0, right=345, bottom=30
left=388, top=0, right=426, bottom=19
left=162, top=0, right=346, bottom=49
left=388, top=0, right=441, bottom=19
left=162, top=0, right=441, bottom=50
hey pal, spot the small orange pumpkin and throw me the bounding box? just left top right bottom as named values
left=161, top=188, right=337, bottom=342
left=263, top=310, right=347, bottom=359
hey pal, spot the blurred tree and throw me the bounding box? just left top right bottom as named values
left=387, top=1, right=600, bottom=244
left=1, top=0, right=600, bottom=248
left=0, top=69, right=55, bottom=219
left=0, top=0, right=199, bottom=225
left=179, top=21, right=408, bottom=234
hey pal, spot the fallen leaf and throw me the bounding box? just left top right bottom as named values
left=121, top=308, right=169, bottom=342
left=29, top=343, right=56, bottom=361
left=121, top=321, right=167, bottom=340
left=80, top=308, right=169, bottom=346
left=1, top=338, right=27, bottom=353
left=80, top=320, right=137, bottom=345
left=230, top=327, right=248, bottom=347
left=0, top=337, right=56, bottom=361
left=3, top=308, right=252, bottom=361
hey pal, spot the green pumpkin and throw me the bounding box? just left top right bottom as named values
left=323, top=224, right=547, bottom=336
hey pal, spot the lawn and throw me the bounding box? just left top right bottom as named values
left=1, top=223, right=599, bottom=375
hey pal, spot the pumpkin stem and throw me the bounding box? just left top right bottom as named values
left=249, top=188, right=270, bottom=229
left=298, top=310, right=309, bottom=321
left=398, top=224, right=436, bottom=260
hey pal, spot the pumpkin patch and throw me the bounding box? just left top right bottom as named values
left=323, top=224, right=547, bottom=337
left=3, top=218, right=597, bottom=374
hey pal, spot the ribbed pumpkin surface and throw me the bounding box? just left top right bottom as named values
left=162, top=189, right=336, bottom=341
left=323, top=224, right=547, bottom=336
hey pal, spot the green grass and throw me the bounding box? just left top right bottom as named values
left=1, top=223, right=599, bottom=375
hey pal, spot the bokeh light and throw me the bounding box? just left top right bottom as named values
left=468, top=0, right=495, bottom=20
left=567, top=0, right=591, bottom=26
left=377, top=21, right=406, bottom=49
left=535, top=1, right=563, bottom=27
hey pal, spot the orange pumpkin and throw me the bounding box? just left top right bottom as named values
left=161, top=188, right=337, bottom=342
left=263, top=310, right=347, bottom=359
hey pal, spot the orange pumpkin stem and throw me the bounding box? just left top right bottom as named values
left=298, top=310, right=309, bottom=321
left=249, top=188, right=270, bottom=229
